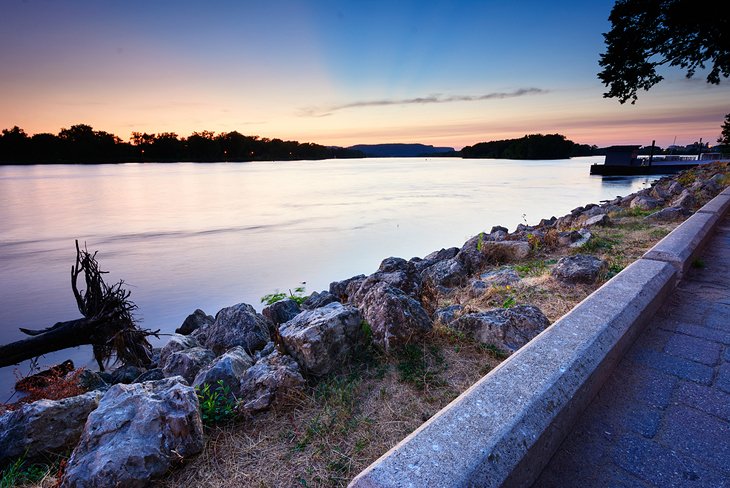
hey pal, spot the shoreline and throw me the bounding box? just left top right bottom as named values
left=2, top=162, right=728, bottom=486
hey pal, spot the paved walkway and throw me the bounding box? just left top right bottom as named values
left=535, top=214, right=730, bottom=488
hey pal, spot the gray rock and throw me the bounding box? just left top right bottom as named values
left=551, top=254, right=607, bottom=284
left=433, top=305, right=464, bottom=326
left=350, top=282, right=432, bottom=352
left=630, top=195, right=663, bottom=211
left=581, top=206, right=606, bottom=218
left=421, top=257, right=467, bottom=289
left=159, top=334, right=199, bottom=367
left=134, top=368, right=165, bottom=383
left=477, top=241, right=531, bottom=263
left=279, top=302, right=364, bottom=376
left=645, top=206, right=688, bottom=222
left=76, top=370, right=108, bottom=391
left=60, top=377, right=203, bottom=488
left=582, top=213, right=610, bottom=227
left=490, top=225, right=509, bottom=234
left=301, top=290, right=339, bottom=310
left=600, top=204, right=622, bottom=214
left=455, top=232, right=493, bottom=273
left=254, top=341, right=277, bottom=361
left=537, top=217, right=557, bottom=228
left=329, top=274, right=367, bottom=302
left=672, top=189, right=696, bottom=210
left=467, top=279, right=489, bottom=298
left=203, top=302, right=270, bottom=355
left=563, top=229, right=592, bottom=248
left=479, top=268, right=520, bottom=287
left=413, top=247, right=460, bottom=274
left=557, top=230, right=584, bottom=247
left=0, top=391, right=102, bottom=462
left=239, top=351, right=305, bottom=413
left=262, top=298, right=301, bottom=326
left=667, top=180, right=684, bottom=196
left=192, top=346, right=253, bottom=396
left=162, top=347, right=215, bottom=383
left=175, top=309, right=214, bottom=335
left=109, top=364, right=145, bottom=385
left=448, top=305, right=550, bottom=353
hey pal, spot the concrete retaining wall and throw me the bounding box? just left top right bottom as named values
left=349, top=189, right=730, bottom=488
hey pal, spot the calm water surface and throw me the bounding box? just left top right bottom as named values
left=0, top=157, right=659, bottom=396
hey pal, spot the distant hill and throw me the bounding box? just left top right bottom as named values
left=348, top=143, right=456, bottom=157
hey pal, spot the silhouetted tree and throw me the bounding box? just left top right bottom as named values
left=462, top=134, right=577, bottom=160
left=719, top=114, right=730, bottom=146
left=599, top=0, right=730, bottom=103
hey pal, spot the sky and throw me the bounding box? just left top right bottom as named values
left=1, top=0, right=728, bottom=150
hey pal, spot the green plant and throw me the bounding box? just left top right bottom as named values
left=482, top=343, right=510, bottom=360
left=0, top=454, right=49, bottom=488
left=196, top=380, right=237, bottom=425
left=476, top=232, right=485, bottom=253
left=396, top=344, right=445, bottom=390
left=261, top=283, right=307, bottom=306
left=502, top=296, right=516, bottom=308
left=691, top=258, right=706, bottom=269
left=526, top=233, right=540, bottom=251
left=577, top=235, right=616, bottom=252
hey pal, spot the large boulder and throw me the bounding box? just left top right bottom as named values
left=551, top=254, right=607, bottom=284
left=203, top=303, right=270, bottom=355
left=329, top=274, right=367, bottom=302
left=359, top=257, right=422, bottom=299
left=239, top=351, right=305, bottom=413
left=412, top=247, right=460, bottom=273
left=448, top=305, right=550, bottom=353
left=108, top=364, right=146, bottom=385
left=479, top=268, right=521, bottom=287
left=279, top=302, right=364, bottom=376
left=420, top=257, right=467, bottom=289
left=175, top=309, right=214, bottom=335
left=0, top=391, right=102, bottom=462
left=262, top=298, right=301, bottom=326
left=162, top=347, right=215, bottom=383
left=60, top=377, right=203, bottom=488
left=582, top=214, right=610, bottom=227
left=455, top=233, right=493, bottom=272
left=645, top=206, right=688, bottom=222
left=672, top=189, right=696, bottom=210
left=351, top=282, right=433, bottom=352
left=433, top=304, right=464, bottom=326
left=192, top=346, right=253, bottom=396
left=630, top=195, right=663, bottom=211
left=301, top=290, right=339, bottom=310
left=159, top=334, right=199, bottom=367
left=478, top=241, right=531, bottom=263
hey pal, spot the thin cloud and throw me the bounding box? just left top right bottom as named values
left=300, top=88, right=548, bottom=117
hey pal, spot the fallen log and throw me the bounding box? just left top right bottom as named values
left=0, top=241, right=158, bottom=371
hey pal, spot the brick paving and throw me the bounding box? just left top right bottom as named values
left=535, top=215, right=730, bottom=488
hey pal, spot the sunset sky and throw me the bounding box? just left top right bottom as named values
left=1, top=0, right=728, bottom=149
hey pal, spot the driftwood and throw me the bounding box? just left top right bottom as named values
left=0, top=241, right=159, bottom=371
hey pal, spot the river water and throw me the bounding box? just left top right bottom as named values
left=0, top=156, right=659, bottom=396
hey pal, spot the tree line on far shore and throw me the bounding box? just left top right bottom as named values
left=0, top=125, right=365, bottom=164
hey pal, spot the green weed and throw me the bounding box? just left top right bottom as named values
left=261, top=283, right=307, bottom=306
left=196, top=380, right=237, bottom=425
left=481, top=343, right=510, bottom=360
left=396, top=344, right=445, bottom=390
left=0, top=454, right=49, bottom=488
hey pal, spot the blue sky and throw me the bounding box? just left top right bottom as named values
left=1, top=0, right=727, bottom=148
